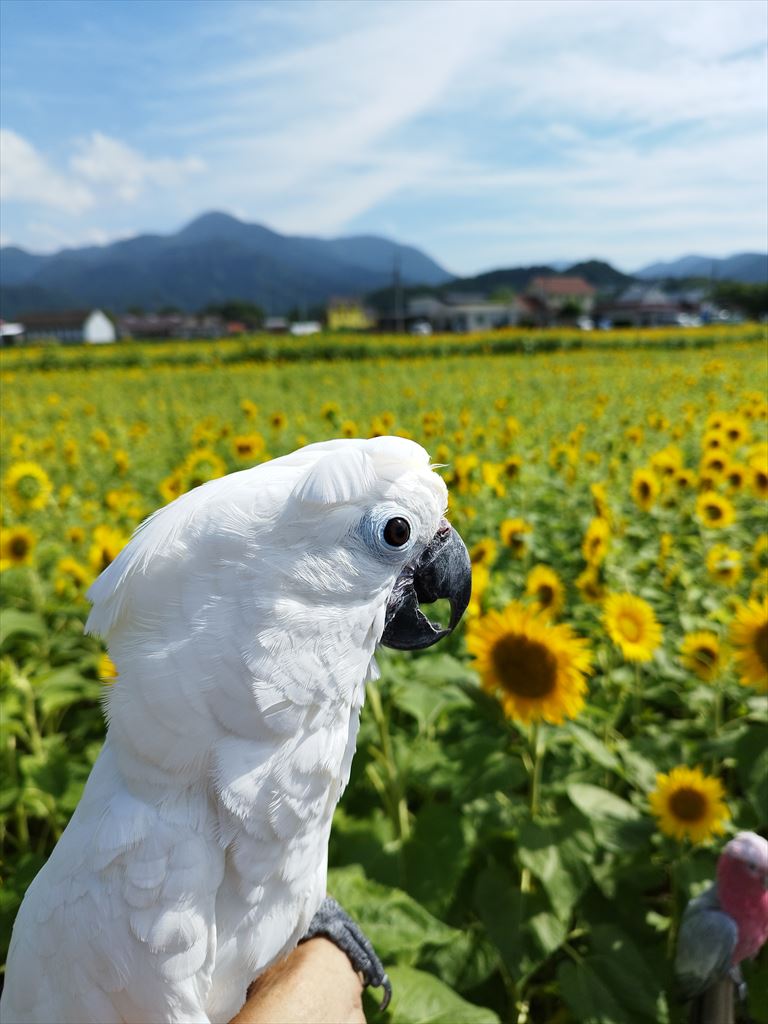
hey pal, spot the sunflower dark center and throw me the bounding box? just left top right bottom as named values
left=537, top=584, right=555, bottom=606
left=491, top=635, right=557, bottom=699
left=755, top=622, right=768, bottom=671
left=9, top=535, right=29, bottom=558
left=694, top=645, right=717, bottom=668
left=668, top=787, right=707, bottom=822
left=639, top=481, right=651, bottom=499
left=705, top=504, right=723, bottom=520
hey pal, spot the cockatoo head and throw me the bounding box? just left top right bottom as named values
left=718, top=831, right=768, bottom=893
left=85, top=438, right=471, bottom=766
left=249, top=435, right=471, bottom=650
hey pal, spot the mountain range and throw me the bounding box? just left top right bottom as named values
left=634, top=252, right=768, bottom=284
left=0, top=212, right=765, bottom=319
left=0, top=212, right=451, bottom=319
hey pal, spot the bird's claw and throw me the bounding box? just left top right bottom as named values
left=728, top=965, right=747, bottom=1003
left=301, top=896, right=392, bottom=1010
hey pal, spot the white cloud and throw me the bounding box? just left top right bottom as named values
left=1, top=0, right=765, bottom=268
left=70, top=132, right=204, bottom=202
left=0, top=129, right=94, bottom=213
left=0, top=128, right=205, bottom=220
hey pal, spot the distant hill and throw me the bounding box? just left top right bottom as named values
left=456, top=259, right=633, bottom=293
left=635, top=253, right=767, bottom=284
left=0, top=212, right=453, bottom=318
left=366, top=259, right=634, bottom=314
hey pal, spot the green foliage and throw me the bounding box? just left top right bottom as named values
left=711, top=282, right=768, bottom=320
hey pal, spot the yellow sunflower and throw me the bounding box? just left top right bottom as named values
left=114, top=449, right=130, bottom=476
left=159, top=471, right=185, bottom=504
left=269, top=411, right=287, bottom=430
left=649, top=446, right=683, bottom=479
left=674, top=469, right=697, bottom=492
left=500, top=517, right=532, bottom=557
left=649, top=766, right=729, bottom=843
left=482, top=462, right=505, bottom=497
left=750, top=462, right=768, bottom=499
left=466, top=602, right=592, bottom=725
left=658, top=532, right=674, bottom=571
left=183, top=448, right=226, bottom=489
left=503, top=455, right=523, bottom=481
left=3, top=460, right=53, bottom=513
left=630, top=468, right=660, bottom=511
left=89, top=525, right=128, bottom=574
left=232, top=433, right=266, bottom=461
left=576, top=565, right=606, bottom=603
left=55, top=556, right=91, bottom=595
left=470, top=537, right=498, bottom=567
left=729, top=597, right=768, bottom=692
left=723, top=414, right=750, bottom=447
left=700, top=451, right=729, bottom=477
left=604, top=593, right=662, bottom=662
left=62, top=438, right=80, bottom=467
left=91, top=428, right=110, bottom=451
left=0, top=525, right=36, bottom=570
left=724, top=463, right=748, bottom=492
left=525, top=565, right=565, bottom=618
left=320, top=402, right=340, bottom=422
left=702, top=428, right=728, bottom=452
left=679, top=631, right=725, bottom=682
left=706, top=544, right=742, bottom=586
left=752, top=535, right=768, bottom=575
left=340, top=419, right=358, bottom=438
left=66, top=525, right=85, bottom=545
left=590, top=482, right=609, bottom=518
left=466, top=563, right=491, bottom=620
left=98, top=652, right=119, bottom=686
left=696, top=491, right=735, bottom=529
left=582, top=517, right=610, bottom=565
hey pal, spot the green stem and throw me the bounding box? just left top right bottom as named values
left=366, top=682, right=410, bottom=842
left=668, top=846, right=688, bottom=957
left=530, top=721, right=546, bottom=820
left=713, top=687, right=722, bottom=737
left=633, top=661, right=642, bottom=721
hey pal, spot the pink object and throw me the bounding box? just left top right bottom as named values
left=717, top=831, right=768, bottom=965
left=676, top=831, right=768, bottom=999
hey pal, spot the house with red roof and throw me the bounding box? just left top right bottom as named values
left=525, top=276, right=596, bottom=324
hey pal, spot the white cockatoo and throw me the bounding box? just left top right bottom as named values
left=1, top=436, right=471, bottom=1024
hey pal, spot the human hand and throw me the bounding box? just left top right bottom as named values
left=230, top=937, right=366, bottom=1024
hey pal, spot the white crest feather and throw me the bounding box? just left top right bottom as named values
left=292, top=447, right=377, bottom=506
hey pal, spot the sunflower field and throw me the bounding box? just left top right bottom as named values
left=1, top=326, right=767, bottom=1024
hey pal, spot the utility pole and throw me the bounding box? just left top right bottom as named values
left=393, top=253, right=403, bottom=333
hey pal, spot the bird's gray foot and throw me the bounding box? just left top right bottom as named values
left=301, top=896, right=392, bottom=1010
left=728, top=965, right=747, bottom=1002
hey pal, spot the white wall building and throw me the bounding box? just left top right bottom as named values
left=17, top=309, right=117, bottom=344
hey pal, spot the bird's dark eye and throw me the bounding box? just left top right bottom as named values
left=383, top=517, right=411, bottom=548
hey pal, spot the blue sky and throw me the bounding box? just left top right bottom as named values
left=1, top=0, right=766, bottom=274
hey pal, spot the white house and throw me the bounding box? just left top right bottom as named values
left=407, top=292, right=520, bottom=333
left=17, top=309, right=117, bottom=344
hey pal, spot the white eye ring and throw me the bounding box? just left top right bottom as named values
left=360, top=506, right=416, bottom=558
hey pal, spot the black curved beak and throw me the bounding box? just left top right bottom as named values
left=381, top=520, right=472, bottom=650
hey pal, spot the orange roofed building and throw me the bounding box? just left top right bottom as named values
left=525, top=276, right=596, bottom=323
